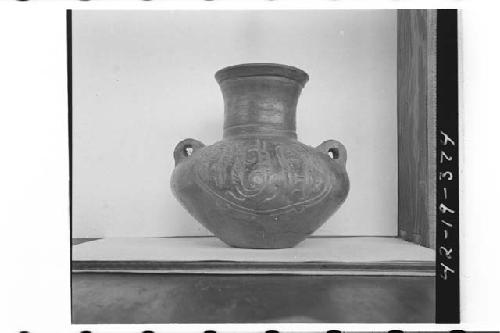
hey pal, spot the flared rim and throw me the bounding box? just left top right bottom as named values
left=215, top=63, right=309, bottom=87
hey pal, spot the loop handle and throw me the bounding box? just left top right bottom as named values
left=173, top=138, right=205, bottom=166
left=316, top=139, right=347, bottom=168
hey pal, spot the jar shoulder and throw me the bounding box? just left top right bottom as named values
left=174, top=136, right=348, bottom=181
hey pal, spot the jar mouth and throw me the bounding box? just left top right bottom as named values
left=215, top=63, right=309, bottom=87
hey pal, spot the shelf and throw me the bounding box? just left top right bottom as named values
left=72, top=236, right=435, bottom=276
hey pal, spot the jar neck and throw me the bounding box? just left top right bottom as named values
left=219, top=76, right=302, bottom=139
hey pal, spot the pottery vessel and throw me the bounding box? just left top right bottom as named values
left=171, top=63, right=349, bottom=248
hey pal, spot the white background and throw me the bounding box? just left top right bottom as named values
left=1, top=1, right=500, bottom=332
left=72, top=10, right=397, bottom=238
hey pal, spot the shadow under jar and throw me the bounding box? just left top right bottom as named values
left=171, top=63, right=349, bottom=249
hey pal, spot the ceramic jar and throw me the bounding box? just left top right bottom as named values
left=171, top=63, right=349, bottom=248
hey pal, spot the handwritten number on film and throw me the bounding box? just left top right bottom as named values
left=438, top=131, right=456, bottom=280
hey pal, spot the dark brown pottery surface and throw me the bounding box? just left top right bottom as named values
left=171, top=64, right=349, bottom=248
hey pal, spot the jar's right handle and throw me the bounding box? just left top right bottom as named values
left=316, top=139, right=347, bottom=168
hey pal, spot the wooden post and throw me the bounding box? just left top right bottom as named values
left=397, top=10, right=437, bottom=248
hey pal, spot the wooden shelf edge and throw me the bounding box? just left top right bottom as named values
left=72, top=260, right=435, bottom=277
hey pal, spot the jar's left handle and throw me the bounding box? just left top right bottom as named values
left=173, top=138, right=205, bottom=166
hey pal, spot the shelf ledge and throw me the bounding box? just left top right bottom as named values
left=72, top=236, right=435, bottom=276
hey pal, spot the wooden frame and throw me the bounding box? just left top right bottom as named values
left=397, top=9, right=437, bottom=249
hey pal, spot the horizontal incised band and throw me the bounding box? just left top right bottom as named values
left=223, top=124, right=297, bottom=138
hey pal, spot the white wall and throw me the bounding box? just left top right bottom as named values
left=72, top=10, right=397, bottom=238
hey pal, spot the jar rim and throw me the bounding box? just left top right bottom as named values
left=215, top=63, right=309, bottom=87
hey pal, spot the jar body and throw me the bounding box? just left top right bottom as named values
left=171, top=136, right=349, bottom=248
